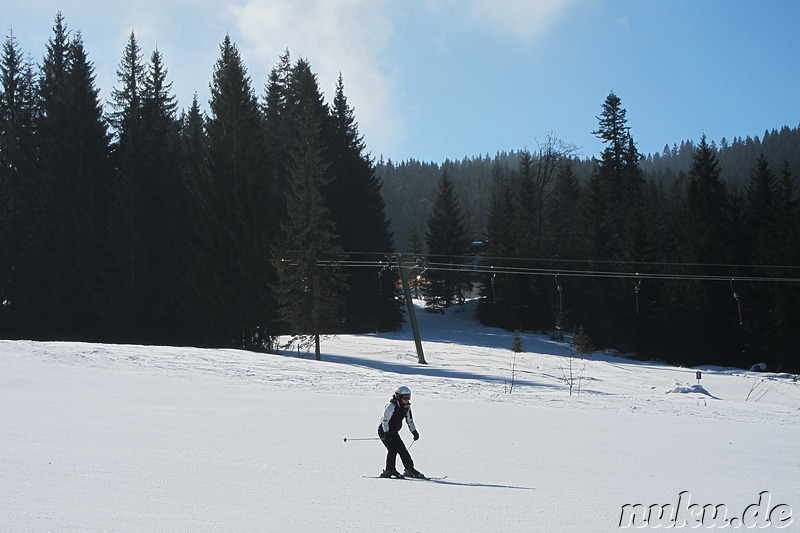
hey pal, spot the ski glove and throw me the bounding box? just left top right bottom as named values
left=412, top=430, right=419, bottom=441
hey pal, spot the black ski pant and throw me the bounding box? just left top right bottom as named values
left=378, top=427, right=414, bottom=472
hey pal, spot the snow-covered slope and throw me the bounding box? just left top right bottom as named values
left=2, top=301, right=798, bottom=532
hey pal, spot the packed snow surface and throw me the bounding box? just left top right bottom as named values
left=2, top=301, right=798, bottom=532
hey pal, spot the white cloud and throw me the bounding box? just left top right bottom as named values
left=428, top=0, right=581, bottom=42
left=228, top=0, right=400, bottom=157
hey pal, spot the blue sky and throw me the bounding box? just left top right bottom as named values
left=7, top=0, right=800, bottom=163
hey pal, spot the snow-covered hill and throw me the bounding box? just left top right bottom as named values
left=2, top=301, right=798, bottom=531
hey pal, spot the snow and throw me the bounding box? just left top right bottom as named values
left=1, top=300, right=798, bottom=532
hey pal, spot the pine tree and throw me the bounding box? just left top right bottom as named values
left=745, top=152, right=777, bottom=264
left=139, top=47, right=184, bottom=341
left=744, top=154, right=798, bottom=372
left=581, top=93, right=632, bottom=264
left=768, top=161, right=800, bottom=372
left=106, top=31, right=150, bottom=337
left=425, top=167, right=470, bottom=308
left=109, top=32, right=144, bottom=136
left=547, top=161, right=582, bottom=260
left=272, top=103, right=347, bottom=360
left=36, top=12, right=72, bottom=335
left=106, top=36, right=185, bottom=343
left=589, top=91, right=645, bottom=256
left=575, top=92, right=646, bottom=349
left=0, top=30, right=42, bottom=336
left=405, top=226, right=423, bottom=256
left=680, top=136, right=730, bottom=266
left=577, top=172, right=613, bottom=261
left=66, top=31, right=114, bottom=335
left=573, top=171, right=616, bottom=342
left=179, top=94, right=205, bottom=175
left=511, top=149, right=537, bottom=259
left=675, top=136, right=738, bottom=365
left=177, top=94, right=207, bottom=340
left=478, top=157, right=517, bottom=326
left=328, top=73, right=400, bottom=332
left=593, top=92, right=635, bottom=182
left=262, top=49, right=292, bottom=218
left=178, top=93, right=206, bottom=210
left=37, top=14, right=112, bottom=338
left=287, top=59, right=330, bottom=145
left=199, top=35, right=276, bottom=350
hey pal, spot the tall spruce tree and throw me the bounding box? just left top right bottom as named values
left=262, top=49, right=292, bottom=222
left=36, top=12, right=73, bottom=335
left=547, top=161, right=582, bottom=260
left=106, top=31, right=150, bottom=338
left=179, top=94, right=206, bottom=180
left=575, top=92, right=646, bottom=348
left=768, top=161, right=800, bottom=372
left=745, top=152, right=778, bottom=264
left=287, top=59, right=330, bottom=146
left=272, top=103, right=346, bottom=360
left=674, top=136, right=738, bottom=365
left=511, top=150, right=537, bottom=260
left=478, top=156, right=517, bottom=326
left=744, top=153, right=796, bottom=370
left=679, top=136, right=731, bottom=268
left=509, top=152, right=548, bottom=328
left=588, top=91, right=645, bottom=257
left=328, top=73, right=400, bottom=332
left=0, top=30, right=42, bottom=336
left=107, top=36, right=185, bottom=343
left=177, top=94, right=208, bottom=340
left=199, top=35, right=276, bottom=350
left=37, top=14, right=112, bottom=338
left=140, top=48, right=185, bottom=342
left=425, top=167, right=470, bottom=308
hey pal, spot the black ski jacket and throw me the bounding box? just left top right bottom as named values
left=378, top=398, right=416, bottom=434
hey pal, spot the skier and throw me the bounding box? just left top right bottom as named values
left=378, top=385, right=425, bottom=478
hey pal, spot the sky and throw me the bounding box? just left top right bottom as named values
left=6, top=0, right=800, bottom=163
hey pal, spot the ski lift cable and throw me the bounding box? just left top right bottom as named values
left=302, top=258, right=800, bottom=284
left=282, top=252, right=800, bottom=284
left=290, top=248, right=800, bottom=272
left=324, top=250, right=800, bottom=275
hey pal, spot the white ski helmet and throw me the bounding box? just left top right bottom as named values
left=394, top=385, right=412, bottom=399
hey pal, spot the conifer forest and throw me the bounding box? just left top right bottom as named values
left=2, top=14, right=799, bottom=372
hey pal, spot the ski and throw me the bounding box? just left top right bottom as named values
left=364, top=475, right=447, bottom=481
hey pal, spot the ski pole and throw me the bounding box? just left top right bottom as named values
left=343, top=437, right=382, bottom=442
